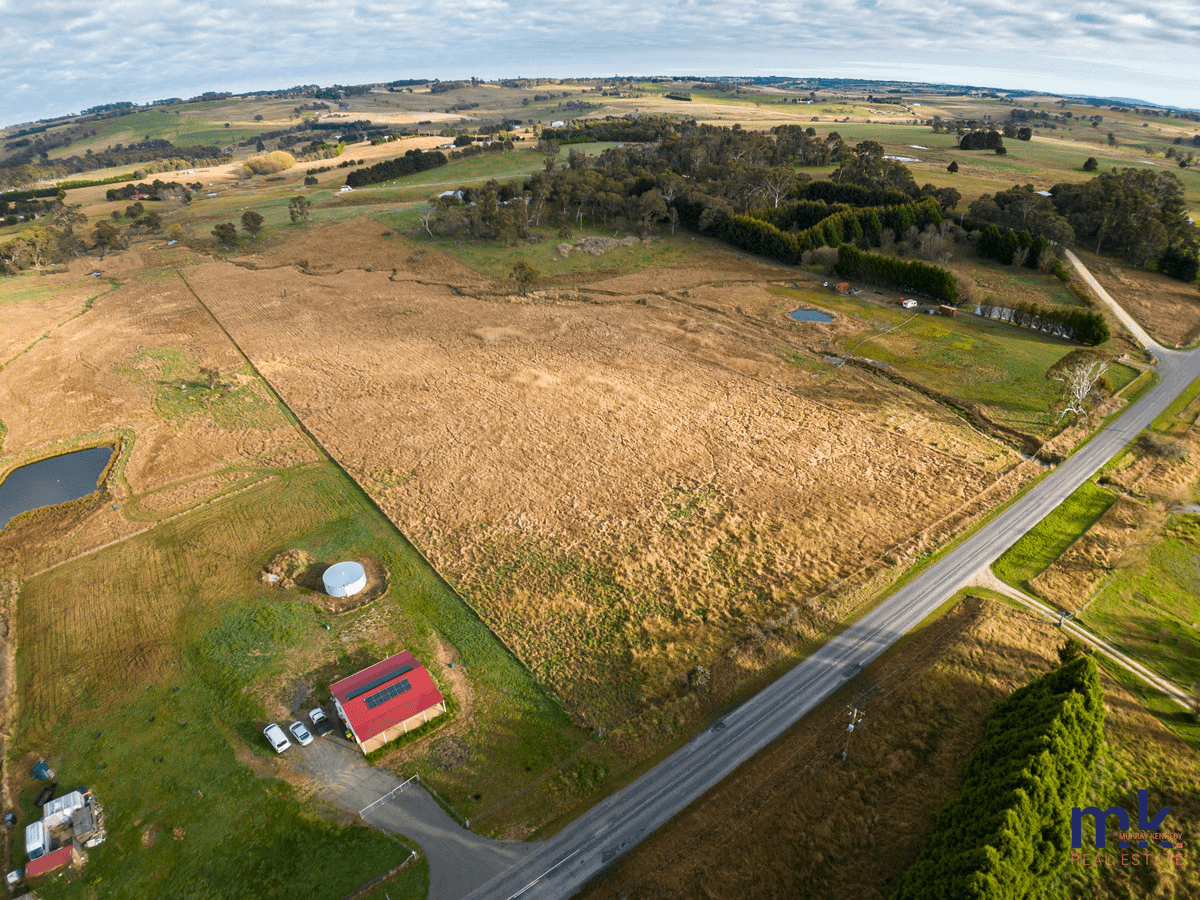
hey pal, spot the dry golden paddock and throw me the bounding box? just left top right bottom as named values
left=180, top=216, right=1020, bottom=726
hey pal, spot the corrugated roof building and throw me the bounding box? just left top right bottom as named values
left=331, top=651, right=447, bottom=754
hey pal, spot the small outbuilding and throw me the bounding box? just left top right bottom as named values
left=938, top=304, right=958, bottom=318
left=834, top=282, right=850, bottom=294
left=331, top=650, right=447, bottom=754
left=323, top=561, right=367, bottom=598
left=25, top=845, right=80, bottom=880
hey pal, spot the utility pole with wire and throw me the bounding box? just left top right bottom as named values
left=841, top=707, right=865, bottom=761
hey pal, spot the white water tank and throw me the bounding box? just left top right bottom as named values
left=323, top=561, right=367, bottom=598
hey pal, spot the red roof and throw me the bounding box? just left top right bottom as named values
left=331, top=651, right=444, bottom=741
left=26, top=845, right=73, bottom=878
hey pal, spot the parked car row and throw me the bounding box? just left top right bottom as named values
left=263, top=708, right=329, bottom=753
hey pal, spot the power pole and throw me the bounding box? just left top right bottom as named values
left=841, top=707, right=865, bottom=761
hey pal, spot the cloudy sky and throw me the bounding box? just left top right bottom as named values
left=3, top=0, right=1198, bottom=126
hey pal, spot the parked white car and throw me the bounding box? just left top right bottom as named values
left=310, top=707, right=329, bottom=727
left=289, top=720, right=313, bottom=746
left=263, top=723, right=291, bottom=753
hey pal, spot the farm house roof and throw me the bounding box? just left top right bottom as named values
left=331, top=650, right=444, bottom=742
left=26, top=845, right=74, bottom=878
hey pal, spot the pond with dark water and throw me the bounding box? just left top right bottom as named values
left=790, top=308, right=835, bottom=323
left=0, top=446, right=114, bottom=529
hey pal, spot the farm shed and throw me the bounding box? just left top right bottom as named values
left=938, top=304, right=958, bottom=317
left=834, top=282, right=850, bottom=294
left=322, top=561, right=367, bottom=598
left=331, top=651, right=447, bottom=754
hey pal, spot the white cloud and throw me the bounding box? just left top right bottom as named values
left=2, top=0, right=1198, bottom=125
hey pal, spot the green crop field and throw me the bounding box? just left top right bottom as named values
left=992, top=479, right=1118, bottom=589
left=12, top=460, right=578, bottom=893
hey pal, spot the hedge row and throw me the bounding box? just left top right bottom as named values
left=835, top=243, right=959, bottom=303
left=976, top=301, right=1111, bottom=346
left=344, top=149, right=447, bottom=188
left=892, top=656, right=1105, bottom=900
left=712, top=196, right=942, bottom=267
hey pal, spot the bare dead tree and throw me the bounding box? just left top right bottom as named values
left=1049, top=352, right=1109, bottom=420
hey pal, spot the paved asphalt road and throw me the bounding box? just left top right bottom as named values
left=461, top=341, right=1200, bottom=895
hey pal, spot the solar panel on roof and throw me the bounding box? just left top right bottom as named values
left=344, top=664, right=413, bottom=701
left=364, top=678, right=412, bottom=709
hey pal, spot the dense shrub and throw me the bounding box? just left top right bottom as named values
left=242, top=150, right=297, bottom=176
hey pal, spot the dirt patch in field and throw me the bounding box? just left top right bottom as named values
left=1076, top=251, right=1200, bottom=347
left=182, top=224, right=1021, bottom=730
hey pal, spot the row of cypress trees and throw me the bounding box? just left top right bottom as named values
left=977, top=224, right=1053, bottom=270
left=892, top=656, right=1105, bottom=900
left=834, top=243, right=960, bottom=303
left=709, top=196, right=944, bottom=270
left=975, top=301, right=1111, bottom=346
left=345, top=149, right=447, bottom=188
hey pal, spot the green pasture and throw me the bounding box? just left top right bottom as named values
left=1079, top=512, right=1200, bottom=689
left=992, top=479, right=1118, bottom=590
left=12, top=461, right=578, bottom=893
left=776, top=286, right=1132, bottom=434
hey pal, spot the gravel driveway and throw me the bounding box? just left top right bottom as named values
left=296, top=733, right=531, bottom=900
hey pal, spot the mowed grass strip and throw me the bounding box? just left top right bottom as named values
left=13, top=461, right=570, bottom=894
left=992, top=479, right=1117, bottom=590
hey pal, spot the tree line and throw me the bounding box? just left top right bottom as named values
left=834, top=243, right=959, bottom=303
left=976, top=224, right=1053, bottom=270
left=975, top=299, right=1111, bottom=345
left=892, top=654, right=1105, bottom=899
left=968, top=169, right=1196, bottom=279
left=343, top=149, right=448, bottom=188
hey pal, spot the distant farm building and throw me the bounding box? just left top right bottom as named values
left=550, top=120, right=566, bottom=128
left=323, top=561, right=367, bottom=598
left=834, top=282, right=850, bottom=294
left=331, top=651, right=447, bottom=753
left=938, top=305, right=958, bottom=317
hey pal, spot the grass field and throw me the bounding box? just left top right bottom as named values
left=12, top=461, right=578, bottom=891
left=1079, top=513, right=1200, bottom=689
left=771, top=285, right=1124, bottom=435
left=992, top=479, right=1118, bottom=589
left=379, top=220, right=704, bottom=282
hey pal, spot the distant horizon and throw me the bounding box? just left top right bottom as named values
left=3, top=71, right=1194, bottom=132
left=6, top=0, right=1200, bottom=130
